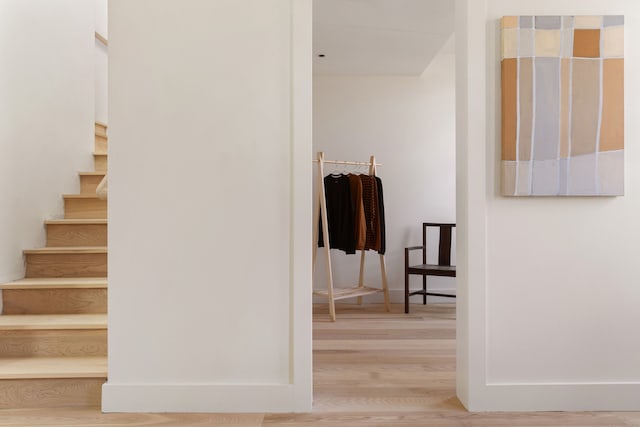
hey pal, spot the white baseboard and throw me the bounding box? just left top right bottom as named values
left=476, top=383, right=640, bottom=411
left=102, top=382, right=311, bottom=413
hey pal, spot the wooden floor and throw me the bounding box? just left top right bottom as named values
left=0, top=303, right=638, bottom=426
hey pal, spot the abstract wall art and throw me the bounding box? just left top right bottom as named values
left=501, top=16, right=624, bottom=196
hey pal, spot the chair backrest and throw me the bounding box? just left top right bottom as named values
left=422, top=223, right=456, bottom=266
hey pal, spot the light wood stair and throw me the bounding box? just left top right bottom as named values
left=79, top=172, right=106, bottom=194
left=45, top=219, right=107, bottom=247
left=0, top=122, right=108, bottom=409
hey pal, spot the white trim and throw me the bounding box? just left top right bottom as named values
left=480, top=383, right=640, bottom=412
left=289, top=0, right=313, bottom=412
left=101, top=384, right=301, bottom=413
left=454, top=0, right=488, bottom=411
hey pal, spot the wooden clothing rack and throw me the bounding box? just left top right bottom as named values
left=312, top=151, right=390, bottom=321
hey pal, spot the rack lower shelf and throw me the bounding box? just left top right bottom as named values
left=313, top=286, right=384, bottom=301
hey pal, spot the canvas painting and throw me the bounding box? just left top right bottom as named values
left=501, top=16, right=624, bottom=196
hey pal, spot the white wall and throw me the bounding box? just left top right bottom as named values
left=457, top=0, right=640, bottom=411
left=94, top=0, right=108, bottom=124
left=0, top=0, right=95, bottom=283
left=104, top=0, right=312, bottom=413
left=313, top=49, right=456, bottom=304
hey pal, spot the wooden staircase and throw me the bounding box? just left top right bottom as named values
left=0, top=122, right=108, bottom=408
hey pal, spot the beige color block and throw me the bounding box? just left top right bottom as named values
left=535, top=30, right=561, bottom=57
left=571, top=59, right=600, bottom=156
left=600, top=59, right=624, bottom=152
left=502, top=161, right=517, bottom=196
left=502, top=28, right=518, bottom=59
left=598, top=150, right=624, bottom=195
left=516, top=161, right=532, bottom=196
left=502, top=16, right=518, bottom=29
left=603, top=26, right=624, bottom=58
left=575, top=16, right=602, bottom=29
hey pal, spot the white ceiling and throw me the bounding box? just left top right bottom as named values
left=313, top=0, right=455, bottom=75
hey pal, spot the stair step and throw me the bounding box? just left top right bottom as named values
left=95, top=121, right=107, bottom=132
left=45, top=219, right=107, bottom=247
left=24, top=247, right=107, bottom=278
left=79, top=172, right=106, bottom=194
left=95, top=134, right=107, bottom=154
left=0, top=315, right=107, bottom=358
left=94, top=153, right=107, bottom=172
left=1, top=277, right=107, bottom=315
left=0, top=277, right=107, bottom=290
left=0, top=314, right=107, bottom=330
left=64, top=195, right=107, bottom=219
left=0, top=357, right=106, bottom=380
left=2, top=288, right=107, bottom=315
left=0, top=378, right=104, bottom=409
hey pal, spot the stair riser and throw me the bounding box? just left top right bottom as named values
left=46, top=224, right=107, bottom=247
left=0, top=330, right=107, bottom=358
left=80, top=174, right=105, bottom=194
left=95, top=123, right=107, bottom=136
left=0, top=378, right=103, bottom=409
left=25, top=253, right=107, bottom=278
left=2, top=289, right=107, bottom=314
left=95, top=135, right=108, bottom=154
left=64, top=198, right=107, bottom=219
left=94, top=154, right=107, bottom=172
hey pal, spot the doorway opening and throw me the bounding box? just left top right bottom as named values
left=310, top=0, right=460, bottom=415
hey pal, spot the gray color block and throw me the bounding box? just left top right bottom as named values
left=533, top=57, right=561, bottom=161
left=520, top=16, right=533, bottom=29
left=603, top=15, right=624, bottom=27
left=536, top=16, right=561, bottom=30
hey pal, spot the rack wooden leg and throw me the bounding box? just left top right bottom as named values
left=379, top=254, right=390, bottom=312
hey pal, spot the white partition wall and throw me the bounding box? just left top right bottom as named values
left=104, top=0, right=312, bottom=412
left=456, top=0, right=640, bottom=411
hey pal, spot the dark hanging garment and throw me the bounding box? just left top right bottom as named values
left=348, top=174, right=367, bottom=251
left=318, top=174, right=357, bottom=254
left=374, top=176, right=386, bottom=255
left=359, top=174, right=379, bottom=252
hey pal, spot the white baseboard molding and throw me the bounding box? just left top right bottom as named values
left=102, top=382, right=311, bottom=413
left=475, top=382, right=640, bottom=412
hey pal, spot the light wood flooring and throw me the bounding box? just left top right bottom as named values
left=0, top=303, right=638, bottom=426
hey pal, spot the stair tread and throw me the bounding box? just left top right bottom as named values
left=23, top=247, right=107, bottom=255
left=93, top=152, right=107, bottom=156
left=95, top=121, right=107, bottom=128
left=95, top=131, right=107, bottom=138
left=0, top=278, right=107, bottom=290
left=45, top=219, right=107, bottom=225
left=63, top=194, right=106, bottom=199
left=0, top=357, right=107, bottom=379
left=78, top=172, right=106, bottom=176
left=0, top=314, right=106, bottom=330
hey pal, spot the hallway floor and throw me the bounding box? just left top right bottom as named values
left=0, top=303, right=638, bottom=426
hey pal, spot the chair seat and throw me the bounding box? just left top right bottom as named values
left=407, top=264, right=456, bottom=277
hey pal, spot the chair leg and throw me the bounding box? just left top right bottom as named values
left=404, top=248, right=410, bottom=314
left=422, top=276, right=427, bottom=305
left=404, top=272, right=410, bottom=314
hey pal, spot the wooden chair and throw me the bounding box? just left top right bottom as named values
left=404, top=223, right=456, bottom=313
